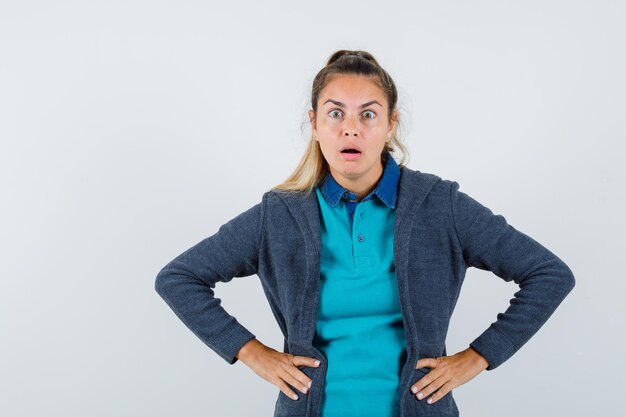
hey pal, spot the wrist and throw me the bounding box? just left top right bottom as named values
left=467, top=346, right=490, bottom=370
left=236, top=338, right=262, bottom=363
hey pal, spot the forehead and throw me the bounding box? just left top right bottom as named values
left=320, top=74, right=386, bottom=104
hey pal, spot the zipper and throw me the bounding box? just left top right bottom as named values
left=313, top=227, right=414, bottom=417
left=394, top=216, right=414, bottom=417
left=308, top=242, right=327, bottom=417
left=306, top=199, right=414, bottom=417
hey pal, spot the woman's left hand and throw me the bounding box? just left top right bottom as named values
left=410, top=347, right=489, bottom=404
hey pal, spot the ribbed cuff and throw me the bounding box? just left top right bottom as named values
left=214, top=320, right=256, bottom=365
left=469, top=325, right=515, bottom=371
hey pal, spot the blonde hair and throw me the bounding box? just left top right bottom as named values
left=270, top=49, right=411, bottom=196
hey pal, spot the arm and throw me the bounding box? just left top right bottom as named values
left=154, top=193, right=267, bottom=365
left=449, top=181, right=575, bottom=371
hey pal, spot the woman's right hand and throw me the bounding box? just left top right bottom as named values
left=236, top=338, right=321, bottom=400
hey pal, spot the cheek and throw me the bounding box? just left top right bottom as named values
left=319, top=120, right=340, bottom=132
left=316, top=138, right=334, bottom=156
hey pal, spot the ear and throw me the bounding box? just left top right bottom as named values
left=308, top=109, right=318, bottom=140
left=387, top=110, right=398, bottom=137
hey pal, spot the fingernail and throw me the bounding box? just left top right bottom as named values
left=314, top=360, right=320, bottom=366
left=293, top=394, right=299, bottom=400
left=417, top=392, right=423, bottom=399
left=411, top=386, right=417, bottom=393
left=427, top=398, right=433, bottom=404
left=308, top=381, right=312, bottom=388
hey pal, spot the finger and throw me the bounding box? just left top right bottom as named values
left=284, top=363, right=314, bottom=392
left=280, top=367, right=310, bottom=395
left=292, top=355, right=321, bottom=368
left=423, top=380, right=455, bottom=405
left=411, top=366, right=446, bottom=397
left=276, top=379, right=301, bottom=401
left=415, top=357, right=437, bottom=370
left=288, top=355, right=318, bottom=389
left=414, top=372, right=447, bottom=402
left=410, top=369, right=435, bottom=395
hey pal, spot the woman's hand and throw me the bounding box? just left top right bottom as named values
left=410, top=347, right=489, bottom=404
left=236, top=338, right=321, bottom=401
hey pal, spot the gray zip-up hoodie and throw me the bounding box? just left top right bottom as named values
left=154, top=165, right=575, bottom=417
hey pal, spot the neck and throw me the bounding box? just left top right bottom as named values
left=330, top=162, right=384, bottom=201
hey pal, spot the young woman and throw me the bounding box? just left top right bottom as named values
left=155, top=50, right=575, bottom=417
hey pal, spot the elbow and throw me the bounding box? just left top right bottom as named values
left=558, top=259, right=576, bottom=295
left=566, top=267, right=576, bottom=293
left=154, top=267, right=171, bottom=297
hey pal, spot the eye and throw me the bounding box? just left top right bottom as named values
left=362, top=110, right=376, bottom=119
left=328, top=109, right=343, bottom=118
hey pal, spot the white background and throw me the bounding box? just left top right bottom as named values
left=1, top=1, right=624, bottom=416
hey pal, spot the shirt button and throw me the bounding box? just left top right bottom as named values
left=357, top=234, right=365, bottom=242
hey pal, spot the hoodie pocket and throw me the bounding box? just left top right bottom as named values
left=273, top=361, right=320, bottom=417
left=407, top=366, right=459, bottom=417
left=273, top=388, right=308, bottom=417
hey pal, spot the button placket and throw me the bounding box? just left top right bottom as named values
left=353, top=204, right=371, bottom=271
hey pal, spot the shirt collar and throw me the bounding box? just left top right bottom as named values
left=318, top=150, right=400, bottom=209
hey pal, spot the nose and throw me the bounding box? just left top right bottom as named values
left=342, top=115, right=359, bottom=137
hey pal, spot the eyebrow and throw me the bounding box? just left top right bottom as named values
left=323, top=99, right=383, bottom=109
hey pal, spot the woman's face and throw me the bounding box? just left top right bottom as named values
left=309, top=73, right=397, bottom=189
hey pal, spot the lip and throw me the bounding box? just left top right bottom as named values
left=340, top=150, right=362, bottom=161
left=340, top=145, right=362, bottom=153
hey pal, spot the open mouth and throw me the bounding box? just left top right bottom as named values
left=340, top=148, right=362, bottom=160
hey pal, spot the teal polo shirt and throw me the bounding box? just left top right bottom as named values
left=313, top=151, right=407, bottom=417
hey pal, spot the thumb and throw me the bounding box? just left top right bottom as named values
left=291, top=354, right=321, bottom=368
left=415, top=357, right=437, bottom=369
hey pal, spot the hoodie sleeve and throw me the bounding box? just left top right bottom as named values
left=449, top=181, right=575, bottom=371
left=154, top=193, right=267, bottom=365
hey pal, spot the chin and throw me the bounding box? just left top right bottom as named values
left=338, top=164, right=366, bottom=177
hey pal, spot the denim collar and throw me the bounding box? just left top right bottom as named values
left=318, top=150, right=400, bottom=209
